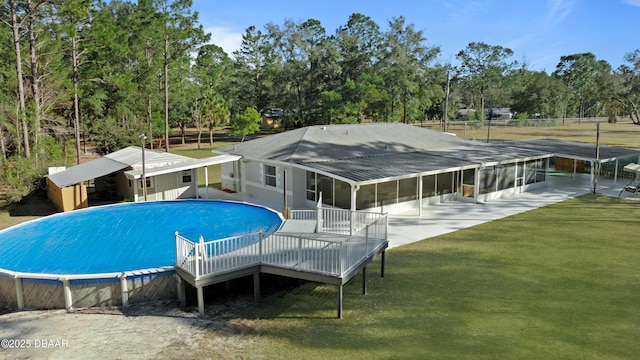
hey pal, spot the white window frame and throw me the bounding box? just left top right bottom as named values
left=180, top=170, right=192, bottom=184
left=264, top=164, right=277, bottom=187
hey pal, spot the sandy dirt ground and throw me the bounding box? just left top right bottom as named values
left=0, top=300, right=260, bottom=360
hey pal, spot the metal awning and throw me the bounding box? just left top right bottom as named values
left=124, top=155, right=241, bottom=179
left=47, top=158, right=129, bottom=188
left=509, top=138, right=640, bottom=163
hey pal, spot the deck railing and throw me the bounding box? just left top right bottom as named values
left=289, top=209, right=317, bottom=220
left=291, top=208, right=386, bottom=236
left=176, top=211, right=388, bottom=280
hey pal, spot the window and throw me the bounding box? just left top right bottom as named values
left=377, top=180, right=398, bottom=206
left=139, top=177, right=154, bottom=189
left=422, top=175, right=436, bottom=198
left=479, top=167, right=496, bottom=194
left=181, top=170, right=192, bottom=184
left=398, top=178, right=417, bottom=202
left=437, top=172, right=453, bottom=194
left=333, top=179, right=351, bottom=209
left=264, top=165, right=277, bottom=187
left=306, top=172, right=316, bottom=201
left=317, top=173, right=333, bottom=205
left=357, top=184, right=377, bottom=210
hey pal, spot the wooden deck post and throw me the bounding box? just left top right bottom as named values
left=381, top=251, right=386, bottom=278
left=176, top=276, right=186, bottom=307
left=197, top=286, right=205, bottom=316
left=362, top=266, right=367, bottom=295
left=337, top=284, right=343, bottom=319
left=253, top=272, right=261, bottom=301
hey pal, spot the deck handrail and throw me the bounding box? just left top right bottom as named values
left=289, top=209, right=317, bottom=220
left=175, top=212, right=389, bottom=280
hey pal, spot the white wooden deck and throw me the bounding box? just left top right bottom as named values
left=174, top=208, right=388, bottom=318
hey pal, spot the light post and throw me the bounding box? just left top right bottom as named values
left=140, top=134, right=147, bottom=201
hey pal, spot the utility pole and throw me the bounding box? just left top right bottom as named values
left=140, top=134, right=147, bottom=201
left=443, top=67, right=451, bottom=133
left=593, top=122, right=600, bottom=194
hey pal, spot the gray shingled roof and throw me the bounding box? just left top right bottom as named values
left=217, top=123, right=480, bottom=163
left=216, top=123, right=554, bottom=184
left=216, top=124, right=640, bottom=185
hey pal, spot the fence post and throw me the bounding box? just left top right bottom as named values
left=298, top=235, right=303, bottom=270
left=365, top=224, right=369, bottom=251
left=259, top=231, right=263, bottom=261
left=174, top=232, right=181, bottom=269
left=349, top=210, right=354, bottom=236
left=317, top=194, right=323, bottom=233
left=339, top=242, right=344, bottom=275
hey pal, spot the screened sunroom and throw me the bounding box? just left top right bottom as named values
left=300, top=146, right=551, bottom=214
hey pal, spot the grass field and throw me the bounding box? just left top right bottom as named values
left=229, top=195, right=640, bottom=359
left=429, top=117, right=640, bottom=149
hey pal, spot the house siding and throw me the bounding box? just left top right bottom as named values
left=139, top=171, right=195, bottom=201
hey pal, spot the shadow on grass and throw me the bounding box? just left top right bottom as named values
left=7, top=192, right=58, bottom=217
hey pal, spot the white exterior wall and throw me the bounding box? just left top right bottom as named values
left=138, top=170, right=196, bottom=201
left=221, top=162, right=237, bottom=192
left=222, top=159, right=292, bottom=210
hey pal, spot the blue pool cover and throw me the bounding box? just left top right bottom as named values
left=0, top=200, right=283, bottom=275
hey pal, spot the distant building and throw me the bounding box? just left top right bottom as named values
left=490, top=108, right=513, bottom=120
left=46, top=146, right=238, bottom=211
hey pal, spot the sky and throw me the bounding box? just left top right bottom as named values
left=193, top=0, right=640, bottom=73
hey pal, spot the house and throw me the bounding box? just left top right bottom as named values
left=47, top=146, right=238, bottom=211
left=490, top=108, right=514, bottom=120
left=214, top=123, right=640, bottom=215
left=214, top=123, right=553, bottom=215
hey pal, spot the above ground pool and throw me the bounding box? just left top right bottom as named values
left=0, top=200, right=283, bottom=275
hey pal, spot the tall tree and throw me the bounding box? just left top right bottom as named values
left=54, top=0, right=91, bottom=164
left=159, top=0, right=209, bottom=151
left=553, top=52, right=610, bottom=121
left=612, top=49, right=640, bottom=125
left=381, top=16, right=439, bottom=123
left=233, top=26, right=276, bottom=112
left=2, top=0, right=30, bottom=157
left=456, top=42, right=515, bottom=119
left=335, top=13, right=383, bottom=121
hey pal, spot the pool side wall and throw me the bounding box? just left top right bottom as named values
left=0, top=271, right=177, bottom=310
left=0, top=277, right=17, bottom=308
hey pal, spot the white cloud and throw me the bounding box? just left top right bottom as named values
left=205, top=26, right=243, bottom=56
left=547, top=0, right=575, bottom=23
left=622, top=0, right=640, bottom=6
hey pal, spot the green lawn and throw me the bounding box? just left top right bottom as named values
left=230, top=195, right=640, bottom=359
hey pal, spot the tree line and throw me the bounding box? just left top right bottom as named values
left=1, top=0, right=640, bottom=201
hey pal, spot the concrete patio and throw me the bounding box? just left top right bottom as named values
left=388, top=174, right=639, bottom=248
left=198, top=173, right=638, bottom=249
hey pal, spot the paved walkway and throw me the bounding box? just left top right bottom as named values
left=388, top=174, right=638, bottom=248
